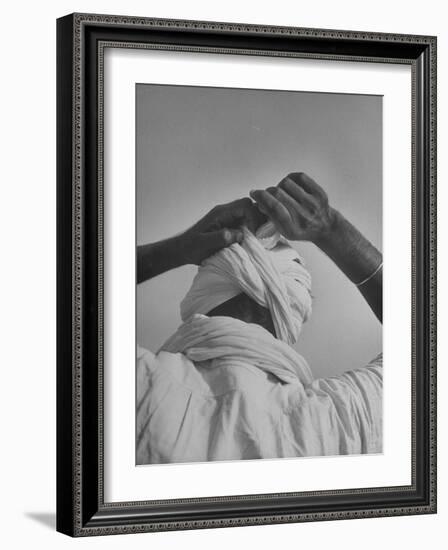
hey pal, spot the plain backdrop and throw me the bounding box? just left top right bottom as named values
left=0, top=1, right=445, bottom=549
left=136, top=84, right=382, bottom=379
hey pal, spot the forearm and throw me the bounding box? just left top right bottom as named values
left=137, top=198, right=260, bottom=284
left=315, top=209, right=383, bottom=322
left=137, top=236, right=186, bottom=284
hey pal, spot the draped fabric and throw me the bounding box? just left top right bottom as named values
left=137, top=315, right=382, bottom=464
left=180, top=224, right=312, bottom=345
left=136, top=223, right=382, bottom=465
left=160, top=314, right=313, bottom=386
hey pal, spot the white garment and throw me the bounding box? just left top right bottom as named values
left=137, top=225, right=382, bottom=464
left=161, top=314, right=313, bottom=385
left=137, top=315, right=382, bottom=464
left=181, top=225, right=312, bottom=345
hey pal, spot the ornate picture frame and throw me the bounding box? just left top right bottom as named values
left=56, top=13, right=437, bottom=536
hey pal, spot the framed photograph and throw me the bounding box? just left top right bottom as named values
left=56, top=13, right=437, bottom=536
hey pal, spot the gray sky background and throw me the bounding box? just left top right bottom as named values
left=136, top=84, right=382, bottom=379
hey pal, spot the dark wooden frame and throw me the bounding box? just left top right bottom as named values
left=57, top=13, right=437, bottom=537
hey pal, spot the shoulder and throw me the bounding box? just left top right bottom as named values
left=307, top=352, right=383, bottom=398
left=137, top=345, right=210, bottom=395
left=367, top=352, right=383, bottom=368
left=137, top=344, right=192, bottom=377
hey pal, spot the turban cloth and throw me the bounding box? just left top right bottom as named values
left=180, top=223, right=312, bottom=345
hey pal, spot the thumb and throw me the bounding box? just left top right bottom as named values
left=200, top=228, right=243, bottom=258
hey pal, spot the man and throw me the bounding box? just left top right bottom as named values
left=136, top=172, right=382, bottom=464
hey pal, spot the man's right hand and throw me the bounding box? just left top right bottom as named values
left=251, top=171, right=383, bottom=322
left=249, top=172, right=336, bottom=244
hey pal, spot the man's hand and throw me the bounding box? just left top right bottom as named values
left=250, top=172, right=335, bottom=244
left=137, top=197, right=266, bottom=283
left=181, top=197, right=266, bottom=265
left=251, top=171, right=382, bottom=322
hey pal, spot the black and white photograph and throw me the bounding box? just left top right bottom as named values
left=136, top=83, right=383, bottom=465
left=1, top=0, right=443, bottom=543
left=52, top=10, right=436, bottom=539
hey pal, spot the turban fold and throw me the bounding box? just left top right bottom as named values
left=180, top=222, right=312, bottom=345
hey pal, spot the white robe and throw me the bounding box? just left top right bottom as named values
left=136, top=315, right=382, bottom=464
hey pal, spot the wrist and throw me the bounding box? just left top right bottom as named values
left=313, top=207, right=342, bottom=250
left=171, top=232, right=192, bottom=266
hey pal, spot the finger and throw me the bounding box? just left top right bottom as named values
left=250, top=189, right=292, bottom=227
left=217, top=197, right=251, bottom=220
left=252, top=202, right=269, bottom=224
left=279, top=177, right=318, bottom=210
left=200, top=228, right=243, bottom=257
left=286, top=172, right=326, bottom=200
left=268, top=186, right=308, bottom=218
left=228, top=198, right=267, bottom=231
left=244, top=202, right=267, bottom=232
left=211, top=198, right=254, bottom=228
left=252, top=199, right=268, bottom=216
left=229, top=197, right=253, bottom=213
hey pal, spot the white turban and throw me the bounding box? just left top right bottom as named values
left=180, top=223, right=312, bottom=345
